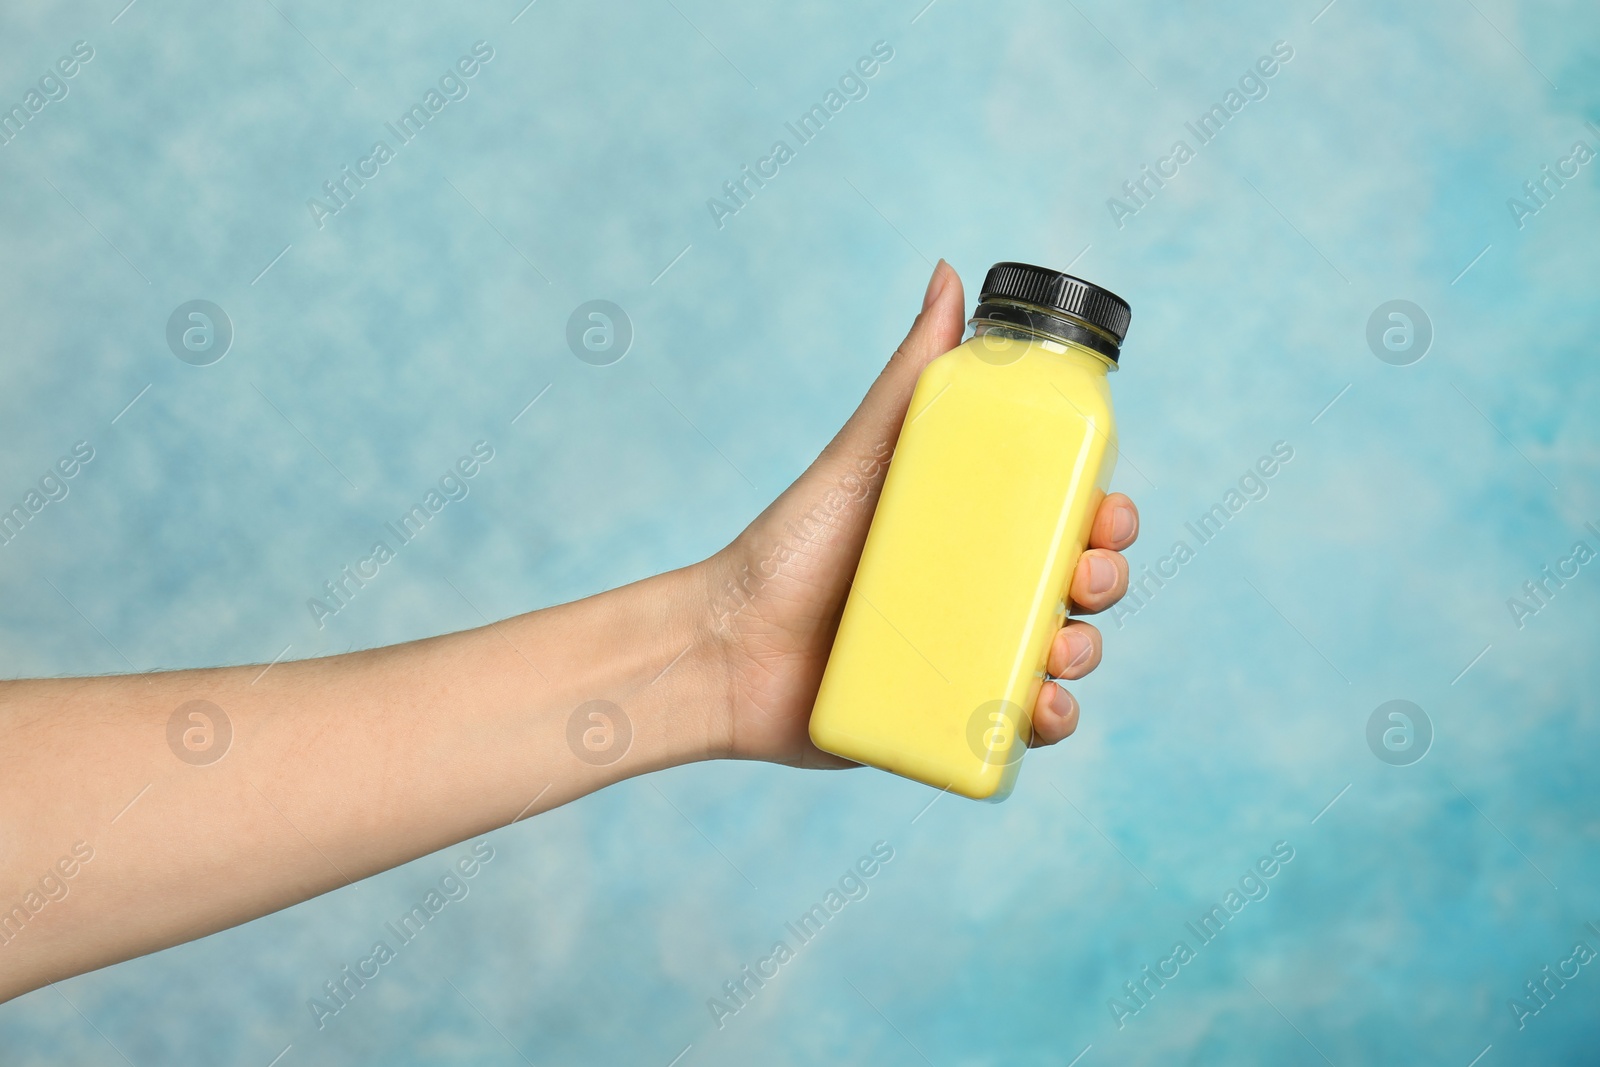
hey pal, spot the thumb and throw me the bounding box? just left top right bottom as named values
left=728, top=260, right=965, bottom=567
left=823, top=258, right=966, bottom=474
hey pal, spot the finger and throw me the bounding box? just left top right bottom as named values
left=1088, top=492, right=1139, bottom=551
left=741, top=261, right=966, bottom=556
left=1030, top=682, right=1080, bottom=746
left=820, top=259, right=966, bottom=476
left=732, top=262, right=960, bottom=563
left=1047, top=620, right=1102, bottom=680
left=1069, top=548, right=1129, bottom=614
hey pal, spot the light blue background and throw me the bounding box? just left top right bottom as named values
left=2, top=0, right=1597, bottom=1063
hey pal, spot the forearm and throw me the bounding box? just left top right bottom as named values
left=0, top=561, right=727, bottom=1001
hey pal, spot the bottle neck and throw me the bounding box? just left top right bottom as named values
left=969, top=296, right=1122, bottom=367
left=967, top=319, right=1117, bottom=373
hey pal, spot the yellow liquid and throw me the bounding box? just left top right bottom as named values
left=809, top=330, right=1117, bottom=800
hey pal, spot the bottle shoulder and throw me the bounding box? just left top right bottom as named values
left=917, top=338, right=1117, bottom=421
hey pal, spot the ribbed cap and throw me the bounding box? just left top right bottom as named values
left=979, top=262, right=1132, bottom=348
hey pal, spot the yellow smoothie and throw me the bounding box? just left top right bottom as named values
left=809, top=264, right=1128, bottom=800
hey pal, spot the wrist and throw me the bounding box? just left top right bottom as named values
left=539, top=560, right=735, bottom=775
left=623, top=560, right=737, bottom=768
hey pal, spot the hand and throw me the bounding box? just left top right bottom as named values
left=0, top=258, right=1132, bottom=1000
left=698, top=260, right=1139, bottom=767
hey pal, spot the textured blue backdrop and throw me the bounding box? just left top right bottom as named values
left=1, top=0, right=1597, bottom=1063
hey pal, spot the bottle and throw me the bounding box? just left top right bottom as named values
left=809, top=262, right=1131, bottom=801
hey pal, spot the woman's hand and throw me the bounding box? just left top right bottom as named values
left=698, top=259, right=1139, bottom=767
left=0, top=258, right=1134, bottom=1002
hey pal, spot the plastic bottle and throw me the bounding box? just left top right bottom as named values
left=809, top=262, right=1132, bottom=801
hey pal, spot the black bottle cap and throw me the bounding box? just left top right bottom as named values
left=975, top=262, right=1133, bottom=362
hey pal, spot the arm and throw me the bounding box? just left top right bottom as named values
left=0, top=562, right=724, bottom=1001
left=0, top=260, right=1137, bottom=1002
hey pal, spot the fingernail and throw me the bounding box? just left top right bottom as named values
left=1111, top=504, right=1136, bottom=543
left=1087, top=555, right=1117, bottom=594
left=1065, top=631, right=1094, bottom=672
left=1050, top=682, right=1078, bottom=717
left=922, top=259, right=948, bottom=311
